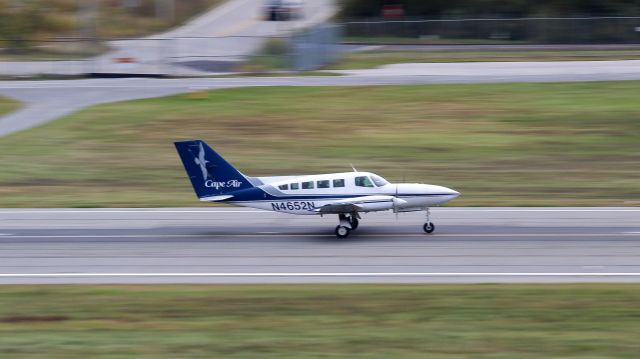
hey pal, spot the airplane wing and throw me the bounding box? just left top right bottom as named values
left=313, top=195, right=406, bottom=214
left=315, top=202, right=363, bottom=214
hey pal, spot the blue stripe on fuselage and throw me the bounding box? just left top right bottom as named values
left=220, top=187, right=453, bottom=203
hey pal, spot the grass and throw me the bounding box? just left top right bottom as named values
left=0, top=284, right=639, bottom=358
left=330, top=49, right=640, bottom=69
left=0, top=82, right=639, bottom=207
left=1, top=0, right=225, bottom=39
left=239, top=38, right=292, bottom=72
left=0, top=0, right=224, bottom=60
left=0, top=45, right=107, bottom=61
left=0, top=95, right=20, bottom=115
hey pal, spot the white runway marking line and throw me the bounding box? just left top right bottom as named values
left=443, top=209, right=640, bottom=212
left=0, top=210, right=265, bottom=214
left=2, top=272, right=640, bottom=278
left=1, top=208, right=639, bottom=214
left=0, top=232, right=639, bottom=239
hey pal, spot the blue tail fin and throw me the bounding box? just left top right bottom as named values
left=174, top=140, right=254, bottom=199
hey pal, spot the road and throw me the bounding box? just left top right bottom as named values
left=1, top=208, right=639, bottom=284
left=334, top=60, right=640, bottom=77
left=2, top=62, right=640, bottom=137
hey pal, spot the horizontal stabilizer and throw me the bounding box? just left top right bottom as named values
left=199, top=195, right=234, bottom=202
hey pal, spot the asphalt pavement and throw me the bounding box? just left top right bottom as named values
left=1, top=207, right=639, bottom=284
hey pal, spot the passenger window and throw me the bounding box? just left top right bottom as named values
left=301, top=181, right=314, bottom=189
left=333, top=179, right=345, bottom=188
left=290, top=183, right=299, bottom=190
left=317, top=180, right=330, bottom=188
left=355, top=176, right=374, bottom=188
left=278, top=184, right=289, bottom=190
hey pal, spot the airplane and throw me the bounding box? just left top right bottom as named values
left=174, top=140, right=460, bottom=238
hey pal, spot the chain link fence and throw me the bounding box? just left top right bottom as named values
left=0, top=24, right=340, bottom=78
left=343, top=17, right=640, bottom=44
left=0, top=36, right=282, bottom=77
left=3, top=17, right=639, bottom=78
left=290, top=23, right=341, bottom=71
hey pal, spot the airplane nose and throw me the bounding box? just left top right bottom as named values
left=444, top=187, right=460, bottom=198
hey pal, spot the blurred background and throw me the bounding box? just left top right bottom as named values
left=1, top=0, right=640, bottom=75
left=1, top=2, right=640, bottom=358
left=0, top=0, right=638, bottom=207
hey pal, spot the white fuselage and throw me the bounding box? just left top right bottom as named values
left=229, top=171, right=460, bottom=215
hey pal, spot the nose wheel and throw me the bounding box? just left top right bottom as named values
left=423, top=208, right=435, bottom=234
left=423, top=222, right=435, bottom=233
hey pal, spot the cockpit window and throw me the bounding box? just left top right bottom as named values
left=370, top=174, right=389, bottom=187
left=354, top=176, right=374, bottom=188
left=278, top=184, right=289, bottom=190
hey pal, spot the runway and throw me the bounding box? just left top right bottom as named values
left=1, top=207, right=639, bottom=284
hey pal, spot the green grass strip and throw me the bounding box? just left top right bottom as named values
left=0, top=96, right=20, bottom=116
left=0, top=82, right=638, bottom=207
left=0, top=284, right=639, bottom=358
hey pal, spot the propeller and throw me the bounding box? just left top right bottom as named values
left=393, top=183, right=399, bottom=220
left=392, top=176, right=408, bottom=220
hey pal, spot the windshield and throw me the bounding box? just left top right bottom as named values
left=370, top=174, right=389, bottom=187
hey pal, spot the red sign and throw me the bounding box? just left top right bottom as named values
left=383, top=5, right=404, bottom=19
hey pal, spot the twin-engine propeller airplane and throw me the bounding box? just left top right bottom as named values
left=175, top=140, right=460, bottom=238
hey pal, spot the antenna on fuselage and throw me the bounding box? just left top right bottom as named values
left=349, top=163, right=358, bottom=172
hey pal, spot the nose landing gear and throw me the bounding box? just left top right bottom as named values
left=423, top=208, right=435, bottom=234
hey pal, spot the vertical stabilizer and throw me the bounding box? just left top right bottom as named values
left=174, top=140, right=254, bottom=199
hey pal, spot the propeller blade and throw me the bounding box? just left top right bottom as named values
left=394, top=183, right=399, bottom=220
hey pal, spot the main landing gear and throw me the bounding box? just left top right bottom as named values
left=423, top=208, right=435, bottom=234
left=335, top=213, right=359, bottom=238
left=333, top=209, right=435, bottom=238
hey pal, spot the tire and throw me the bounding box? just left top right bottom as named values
left=335, top=225, right=350, bottom=238
left=349, top=218, right=359, bottom=230
left=423, top=222, right=435, bottom=234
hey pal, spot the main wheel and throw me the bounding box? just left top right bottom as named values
left=349, top=217, right=359, bottom=230
left=335, top=225, right=350, bottom=238
left=423, top=222, right=435, bottom=234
